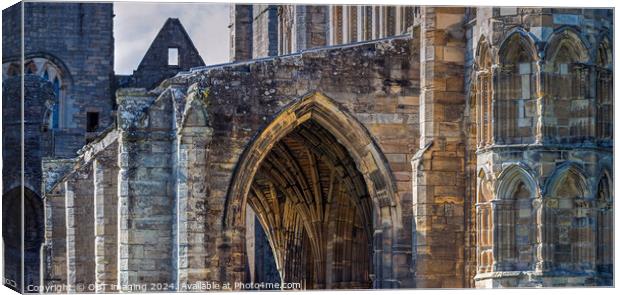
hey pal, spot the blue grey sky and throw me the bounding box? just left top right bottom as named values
left=114, top=2, right=230, bottom=74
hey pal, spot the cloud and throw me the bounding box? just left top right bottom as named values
left=114, top=2, right=230, bottom=74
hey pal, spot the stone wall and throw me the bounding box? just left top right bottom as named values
left=252, top=5, right=279, bottom=58
left=93, top=145, right=119, bottom=292
left=3, top=3, right=115, bottom=156
left=42, top=34, right=420, bottom=290
left=41, top=159, right=77, bottom=292
left=2, top=75, right=55, bottom=291
left=229, top=5, right=254, bottom=62
left=231, top=4, right=416, bottom=59
left=116, top=88, right=177, bottom=290
left=412, top=7, right=468, bottom=288
left=2, top=75, right=55, bottom=195
left=292, top=6, right=329, bottom=53
left=65, top=167, right=96, bottom=291
left=465, top=7, right=614, bottom=288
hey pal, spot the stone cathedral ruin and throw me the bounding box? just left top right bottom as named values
left=1, top=2, right=614, bottom=292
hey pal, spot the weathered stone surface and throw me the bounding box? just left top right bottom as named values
left=26, top=4, right=614, bottom=292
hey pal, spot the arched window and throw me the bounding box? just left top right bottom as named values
left=25, top=62, right=35, bottom=74
left=52, top=77, right=61, bottom=129
left=595, top=173, right=613, bottom=277
left=3, top=57, right=69, bottom=130
left=544, top=30, right=591, bottom=141
left=475, top=39, right=493, bottom=147
left=277, top=6, right=294, bottom=55
left=595, top=38, right=612, bottom=140
left=494, top=166, right=537, bottom=271
left=496, top=32, right=537, bottom=144
left=512, top=182, right=534, bottom=269
left=543, top=166, right=593, bottom=272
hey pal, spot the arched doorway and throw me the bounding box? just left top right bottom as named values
left=2, top=187, right=44, bottom=292
left=223, top=92, right=401, bottom=289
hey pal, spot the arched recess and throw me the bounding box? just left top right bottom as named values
left=493, top=164, right=538, bottom=271
left=176, top=92, right=216, bottom=285
left=223, top=92, right=401, bottom=289
left=595, top=36, right=613, bottom=140
left=595, top=170, right=613, bottom=278
left=496, top=30, right=538, bottom=144
left=543, top=29, right=592, bottom=142
left=2, top=187, right=45, bottom=292
left=475, top=168, right=494, bottom=274
left=474, top=36, right=493, bottom=147
left=541, top=163, right=593, bottom=272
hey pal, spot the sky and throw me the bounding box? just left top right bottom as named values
left=114, top=2, right=230, bottom=75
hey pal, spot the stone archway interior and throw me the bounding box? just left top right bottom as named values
left=2, top=188, right=44, bottom=292
left=245, top=119, right=373, bottom=289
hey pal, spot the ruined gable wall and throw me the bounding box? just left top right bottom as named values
left=132, top=19, right=206, bottom=90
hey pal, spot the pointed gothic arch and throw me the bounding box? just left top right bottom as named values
left=494, top=164, right=538, bottom=271
left=541, top=163, right=593, bottom=272
left=223, top=92, right=402, bottom=288
left=543, top=28, right=593, bottom=141
left=474, top=37, right=494, bottom=147
left=498, top=29, right=539, bottom=65
left=2, top=187, right=44, bottom=292
left=595, top=170, right=613, bottom=279
left=545, top=28, right=590, bottom=65
left=595, top=36, right=613, bottom=140
left=496, top=30, right=538, bottom=144
left=475, top=168, right=494, bottom=274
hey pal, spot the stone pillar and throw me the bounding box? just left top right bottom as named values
left=294, top=5, right=328, bottom=51
left=41, top=159, right=77, bottom=291
left=412, top=7, right=467, bottom=288
left=252, top=5, right=279, bottom=58
left=93, top=148, right=119, bottom=292
left=42, top=188, right=67, bottom=291
left=534, top=60, right=544, bottom=144
left=176, top=92, right=214, bottom=288
left=65, top=167, right=96, bottom=292
left=230, top=5, right=253, bottom=62
left=535, top=198, right=553, bottom=272
left=117, top=88, right=175, bottom=291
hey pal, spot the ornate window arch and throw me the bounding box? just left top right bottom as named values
left=595, top=171, right=613, bottom=277
left=595, top=37, right=613, bottom=140
left=542, top=164, right=593, bottom=272
left=3, top=56, right=71, bottom=130
left=475, top=37, right=493, bottom=147
left=494, top=165, right=538, bottom=271
left=476, top=169, right=494, bottom=273
left=543, top=29, right=592, bottom=141
left=496, top=31, right=538, bottom=144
